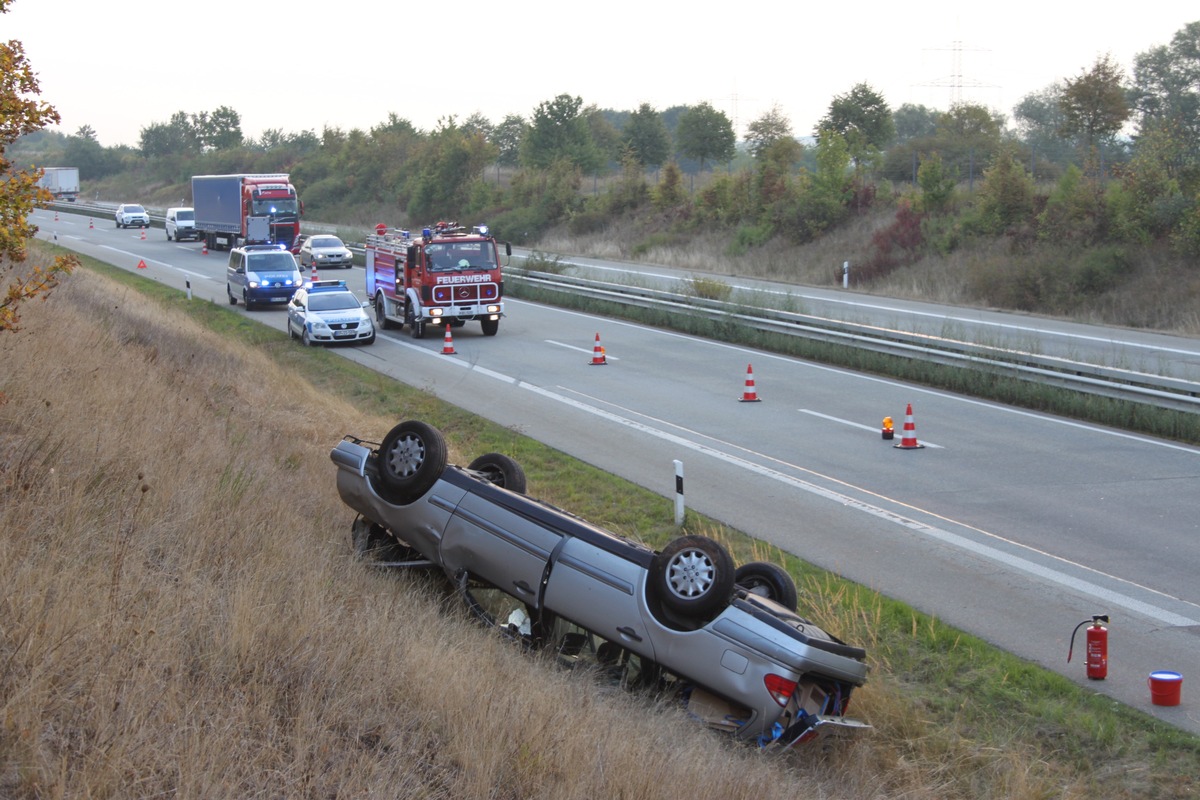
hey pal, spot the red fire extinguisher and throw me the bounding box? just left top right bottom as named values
left=1067, top=614, right=1109, bottom=680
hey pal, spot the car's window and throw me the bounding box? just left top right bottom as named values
left=175, top=210, right=194, bottom=221
left=309, top=293, right=361, bottom=312
left=127, top=205, right=146, bottom=214
left=310, top=236, right=342, bottom=248
left=247, top=252, right=297, bottom=271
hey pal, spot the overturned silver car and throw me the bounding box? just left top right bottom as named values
left=331, top=420, right=870, bottom=749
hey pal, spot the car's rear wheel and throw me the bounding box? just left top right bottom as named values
left=376, top=420, right=447, bottom=503
left=375, top=295, right=396, bottom=330
left=652, top=535, right=734, bottom=619
left=734, top=562, right=799, bottom=611
left=466, top=453, right=527, bottom=494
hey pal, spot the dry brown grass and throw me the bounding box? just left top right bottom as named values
left=4, top=260, right=1194, bottom=798
left=0, top=267, right=868, bottom=798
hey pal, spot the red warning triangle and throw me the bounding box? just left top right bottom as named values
left=136, top=259, right=148, bottom=269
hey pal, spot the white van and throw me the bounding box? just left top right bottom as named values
left=165, top=207, right=198, bottom=241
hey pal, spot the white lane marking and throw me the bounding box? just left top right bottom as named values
left=507, top=299, right=1200, bottom=457
left=375, top=333, right=1200, bottom=627
left=799, top=409, right=944, bottom=448
left=545, top=339, right=619, bottom=361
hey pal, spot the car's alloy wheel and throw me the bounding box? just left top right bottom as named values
left=375, top=420, right=448, bottom=503
left=653, top=535, right=734, bottom=619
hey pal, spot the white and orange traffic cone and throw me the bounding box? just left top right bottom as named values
left=140, top=226, right=146, bottom=240
left=894, top=404, right=925, bottom=449
left=89, top=218, right=94, bottom=229
left=310, top=264, right=318, bottom=283
left=201, top=240, right=208, bottom=255
left=738, top=364, right=762, bottom=402
left=54, top=210, right=59, bottom=222
left=589, top=332, right=607, bottom=365
left=441, top=325, right=456, bottom=355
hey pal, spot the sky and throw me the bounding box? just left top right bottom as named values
left=4, top=0, right=1194, bottom=149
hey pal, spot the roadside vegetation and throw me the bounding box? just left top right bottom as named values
left=2, top=245, right=1197, bottom=798
left=13, top=21, right=1200, bottom=339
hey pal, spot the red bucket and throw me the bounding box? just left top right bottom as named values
left=1148, top=671, right=1182, bottom=706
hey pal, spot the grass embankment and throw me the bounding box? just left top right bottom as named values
left=2, top=244, right=1198, bottom=798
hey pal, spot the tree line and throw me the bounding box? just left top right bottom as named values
left=10, top=20, right=1200, bottom=259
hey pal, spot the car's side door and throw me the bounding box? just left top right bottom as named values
left=438, top=483, right=563, bottom=610
left=286, top=292, right=306, bottom=335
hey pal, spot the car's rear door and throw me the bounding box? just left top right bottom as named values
left=438, top=476, right=563, bottom=609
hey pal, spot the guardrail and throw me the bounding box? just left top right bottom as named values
left=47, top=202, right=1199, bottom=412
left=507, top=268, right=1200, bottom=414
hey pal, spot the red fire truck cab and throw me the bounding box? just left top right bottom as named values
left=366, top=222, right=510, bottom=338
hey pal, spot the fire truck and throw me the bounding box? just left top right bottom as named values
left=365, top=222, right=510, bottom=338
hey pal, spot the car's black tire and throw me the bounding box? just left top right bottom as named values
left=481, top=317, right=499, bottom=336
left=466, top=453, right=527, bottom=494
left=364, top=332, right=376, bottom=345
left=301, top=329, right=314, bottom=347
left=243, top=291, right=255, bottom=311
left=376, top=420, right=447, bottom=502
left=734, top=562, right=799, bottom=611
left=652, top=535, right=735, bottom=619
left=166, top=228, right=173, bottom=241
left=287, top=322, right=296, bottom=340
left=227, top=285, right=237, bottom=305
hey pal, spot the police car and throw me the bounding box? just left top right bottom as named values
left=287, top=280, right=376, bottom=346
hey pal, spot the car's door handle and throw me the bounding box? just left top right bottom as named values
left=512, top=580, right=535, bottom=596
left=616, top=626, right=642, bottom=642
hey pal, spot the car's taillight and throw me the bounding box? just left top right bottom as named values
left=764, top=674, right=798, bottom=707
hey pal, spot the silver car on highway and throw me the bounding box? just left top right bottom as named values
left=331, top=420, right=870, bottom=749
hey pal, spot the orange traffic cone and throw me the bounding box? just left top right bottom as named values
left=54, top=210, right=59, bottom=221
left=140, top=226, right=146, bottom=241
left=310, top=264, right=318, bottom=283
left=89, top=218, right=94, bottom=229
left=894, top=404, right=925, bottom=449
left=441, top=325, right=456, bottom=355
left=738, top=364, right=762, bottom=402
left=589, top=332, right=607, bottom=365
left=201, top=240, right=208, bottom=255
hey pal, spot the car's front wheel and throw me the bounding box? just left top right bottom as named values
left=652, top=535, right=734, bottom=619
left=227, top=284, right=237, bottom=305
left=466, top=453, right=527, bottom=494
left=301, top=328, right=314, bottom=347
left=376, top=420, right=448, bottom=503
left=734, top=562, right=799, bottom=611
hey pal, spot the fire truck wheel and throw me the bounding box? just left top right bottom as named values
left=374, top=296, right=396, bottom=330
left=466, top=453, right=526, bottom=494
left=406, top=306, right=426, bottom=339
left=734, top=562, right=799, bottom=611
left=481, top=318, right=499, bottom=336
left=376, top=421, right=447, bottom=502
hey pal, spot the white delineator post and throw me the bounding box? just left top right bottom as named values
left=674, top=459, right=684, bottom=527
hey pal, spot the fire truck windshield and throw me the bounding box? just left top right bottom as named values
left=251, top=198, right=299, bottom=218
left=426, top=242, right=495, bottom=271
